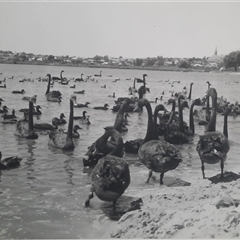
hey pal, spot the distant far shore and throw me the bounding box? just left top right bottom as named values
left=0, top=61, right=225, bottom=73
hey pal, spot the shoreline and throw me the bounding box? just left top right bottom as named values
left=0, top=61, right=225, bottom=74
left=101, top=171, right=240, bottom=239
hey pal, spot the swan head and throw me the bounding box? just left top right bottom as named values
left=138, top=98, right=149, bottom=108
left=180, top=100, right=189, bottom=109
left=206, top=88, right=217, bottom=98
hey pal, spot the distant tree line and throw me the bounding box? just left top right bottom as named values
left=223, top=50, right=240, bottom=71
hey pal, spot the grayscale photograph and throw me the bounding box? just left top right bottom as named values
left=0, top=1, right=240, bottom=239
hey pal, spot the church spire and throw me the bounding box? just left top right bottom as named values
left=214, top=47, right=217, bottom=55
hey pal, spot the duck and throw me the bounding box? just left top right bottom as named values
left=93, top=103, right=109, bottom=110
left=70, top=125, right=82, bottom=138
left=0, top=151, right=22, bottom=170
left=101, top=85, right=106, bottom=88
left=45, top=74, right=62, bottom=99
left=52, top=113, right=66, bottom=125
left=94, top=70, right=102, bottom=77
left=149, top=98, right=158, bottom=103
left=0, top=84, right=6, bottom=88
left=70, top=84, right=76, bottom=88
left=73, top=110, right=87, bottom=120
left=74, top=102, right=90, bottom=108
left=0, top=105, right=8, bottom=114
left=48, top=95, right=76, bottom=150
left=46, top=96, right=61, bottom=102
left=32, top=105, right=42, bottom=116
left=75, top=73, right=84, bottom=82
left=12, top=89, right=25, bottom=94
left=74, top=90, right=85, bottom=94
left=22, top=95, right=37, bottom=102
left=108, top=92, right=115, bottom=98
left=2, top=109, right=16, bottom=120
left=84, top=129, right=130, bottom=207
left=196, top=88, right=230, bottom=179
left=14, top=100, right=38, bottom=139
left=34, top=118, right=58, bottom=131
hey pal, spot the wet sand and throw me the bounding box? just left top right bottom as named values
left=102, top=171, right=240, bottom=239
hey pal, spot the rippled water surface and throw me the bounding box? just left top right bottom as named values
left=0, top=64, right=240, bottom=238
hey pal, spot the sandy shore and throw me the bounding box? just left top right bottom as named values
left=102, top=172, right=240, bottom=239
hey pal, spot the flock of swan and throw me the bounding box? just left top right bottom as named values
left=0, top=70, right=240, bottom=210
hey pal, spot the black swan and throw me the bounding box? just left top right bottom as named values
left=45, top=74, right=62, bottom=99
left=196, top=88, right=230, bottom=179
left=94, top=70, right=102, bottom=77
left=48, top=95, right=75, bottom=150
left=93, top=103, right=109, bottom=110
left=75, top=73, right=84, bottom=82
left=14, top=100, right=38, bottom=139
left=84, top=129, right=130, bottom=207
left=2, top=109, right=16, bottom=120
left=0, top=151, right=22, bottom=170
left=124, top=98, right=160, bottom=153
left=187, top=82, right=194, bottom=100
left=12, top=89, right=25, bottom=94
left=52, top=70, right=64, bottom=81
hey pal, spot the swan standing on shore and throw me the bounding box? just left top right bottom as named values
left=196, top=88, right=230, bottom=179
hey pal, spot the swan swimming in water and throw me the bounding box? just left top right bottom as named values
left=48, top=95, right=76, bottom=150
left=52, top=113, right=66, bottom=125
left=45, top=74, right=62, bottom=99
left=14, top=100, right=38, bottom=139
left=0, top=151, right=22, bottom=170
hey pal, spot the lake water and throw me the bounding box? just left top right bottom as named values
left=0, top=63, right=240, bottom=238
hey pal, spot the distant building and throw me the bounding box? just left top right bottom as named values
left=207, top=47, right=224, bottom=67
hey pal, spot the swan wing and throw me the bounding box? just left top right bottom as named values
left=196, top=131, right=230, bottom=164
left=138, top=140, right=182, bottom=172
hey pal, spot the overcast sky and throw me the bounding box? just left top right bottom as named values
left=0, top=1, right=240, bottom=59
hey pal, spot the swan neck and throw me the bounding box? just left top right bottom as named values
left=113, top=100, right=129, bottom=132
left=179, top=104, right=184, bottom=132
left=46, top=75, right=51, bottom=94
left=67, top=99, right=74, bottom=139
left=188, top=84, right=193, bottom=99
left=28, top=101, right=34, bottom=131
left=189, top=102, right=195, bottom=134
left=205, top=96, right=210, bottom=122
left=143, top=102, right=155, bottom=143
left=207, top=94, right=217, bottom=132
left=223, top=112, right=228, bottom=139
